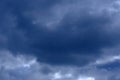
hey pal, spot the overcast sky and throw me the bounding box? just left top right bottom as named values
left=0, top=0, right=120, bottom=80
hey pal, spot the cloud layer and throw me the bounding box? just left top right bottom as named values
left=1, top=0, right=120, bottom=79
left=0, top=0, right=120, bottom=66
left=0, top=51, right=120, bottom=80
left=0, top=50, right=120, bottom=80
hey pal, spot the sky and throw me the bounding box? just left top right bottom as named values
left=0, top=0, right=120, bottom=80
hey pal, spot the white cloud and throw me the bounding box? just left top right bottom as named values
left=0, top=50, right=37, bottom=70
left=52, top=72, right=62, bottom=79
left=94, top=45, right=120, bottom=65
left=95, top=55, right=120, bottom=65
left=77, top=76, right=95, bottom=80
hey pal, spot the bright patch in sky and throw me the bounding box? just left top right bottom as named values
left=78, top=77, right=95, bottom=80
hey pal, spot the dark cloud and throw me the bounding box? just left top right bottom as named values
left=0, top=0, right=120, bottom=66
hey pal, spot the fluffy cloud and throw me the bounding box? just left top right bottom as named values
left=0, top=50, right=94, bottom=80
left=0, top=50, right=120, bottom=80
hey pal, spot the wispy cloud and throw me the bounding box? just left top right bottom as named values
left=95, top=55, right=120, bottom=65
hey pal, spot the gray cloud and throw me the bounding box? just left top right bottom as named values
left=0, top=50, right=120, bottom=80
left=1, top=0, right=120, bottom=80
left=0, top=0, right=120, bottom=66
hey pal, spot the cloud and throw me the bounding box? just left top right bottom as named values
left=0, top=50, right=120, bottom=80
left=1, top=0, right=120, bottom=80
left=1, top=0, right=120, bottom=66
left=0, top=50, right=95, bottom=80
left=24, top=0, right=120, bottom=65
left=95, top=55, right=120, bottom=65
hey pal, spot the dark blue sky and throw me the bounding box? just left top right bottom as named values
left=0, top=0, right=120, bottom=80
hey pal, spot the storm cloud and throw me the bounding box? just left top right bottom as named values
left=1, top=1, right=120, bottom=79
